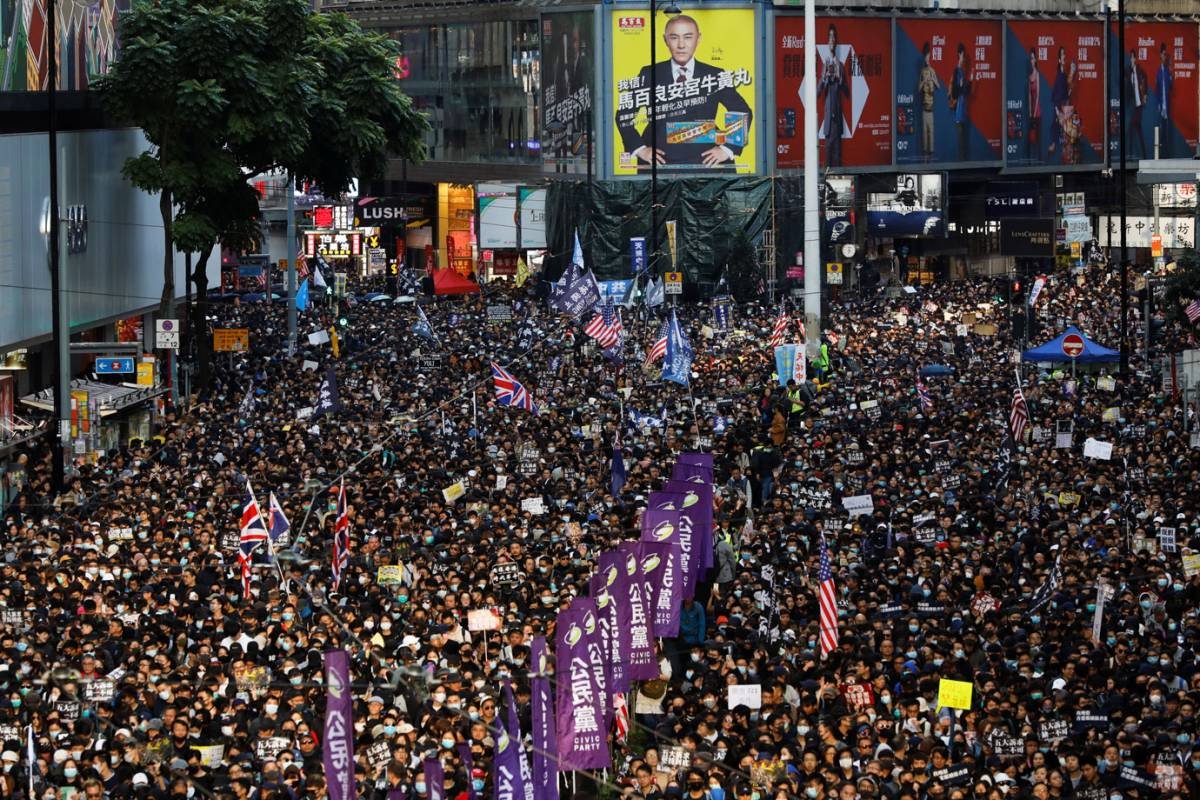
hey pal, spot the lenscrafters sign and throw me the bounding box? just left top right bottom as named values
left=999, top=218, right=1055, bottom=257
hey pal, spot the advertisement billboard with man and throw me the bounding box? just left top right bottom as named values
left=611, top=6, right=758, bottom=176
left=775, top=16, right=893, bottom=169
left=1004, top=20, right=1106, bottom=167
left=894, top=18, right=1003, bottom=166
left=1106, top=21, right=1199, bottom=162
left=542, top=11, right=595, bottom=174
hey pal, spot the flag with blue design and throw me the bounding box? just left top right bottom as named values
left=661, top=310, right=693, bottom=386
left=916, top=375, right=933, bottom=411
left=238, top=480, right=269, bottom=599
left=712, top=296, right=733, bottom=333
left=413, top=306, right=438, bottom=345
left=491, top=361, right=539, bottom=415
left=268, top=491, right=291, bottom=547
left=644, top=277, right=665, bottom=308
left=620, top=276, right=640, bottom=308
left=313, top=258, right=329, bottom=291
left=296, top=278, right=310, bottom=311
left=313, top=367, right=341, bottom=417
left=397, top=269, right=420, bottom=296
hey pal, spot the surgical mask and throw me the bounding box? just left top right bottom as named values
left=441, top=738, right=455, bottom=750
left=282, top=613, right=294, bottom=621
left=908, top=624, right=920, bottom=633
left=433, top=693, right=446, bottom=703
left=806, top=789, right=820, bottom=798
left=416, top=782, right=427, bottom=794
left=397, top=595, right=409, bottom=604
left=265, top=704, right=279, bottom=715
left=1030, top=615, right=1040, bottom=625
left=881, top=694, right=891, bottom=705
left=384, top=725, right=397, bottom=736
left=473, top=780, right=486, bottom=792
left=64, top=768, right=78, bottom=780
left=839, top=757, right=853, bottom=769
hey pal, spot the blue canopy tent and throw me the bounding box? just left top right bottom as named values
left=1021, top=327, right=1119, bottom=365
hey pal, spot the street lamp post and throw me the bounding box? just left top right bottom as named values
left=1118, top=0, right=1129, bottom=377
left=47, top=0, right=69, bottom=494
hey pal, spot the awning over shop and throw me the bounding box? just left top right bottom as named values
left=21, top=379, right=168, bottom=415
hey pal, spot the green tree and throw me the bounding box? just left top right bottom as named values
left=1163, top=250, right=1200, bottom=323
left=98, top=0, right=427, bottom=388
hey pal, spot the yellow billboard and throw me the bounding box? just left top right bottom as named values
left=612, top=7, right=757, bottom=176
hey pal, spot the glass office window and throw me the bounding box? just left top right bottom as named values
left=389, top=20, right=540, bottom=164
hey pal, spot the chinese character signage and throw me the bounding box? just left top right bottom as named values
left=1099, top=216, right=1194, bottom=249
left=776, top=16, right=893, bottom=168
left=304, top=231, right=363, bottom=259
left=1107, top=21, right=1199, bottom=161
left=985, top=181, right=1040, bottom=219
left=542, top=11, right=596, bottom=174
left=612, top=6, right=758, bottom=175
left=1005, top=20, right=1106, bottom=167
left=895, top=18, right=1003, bottom=165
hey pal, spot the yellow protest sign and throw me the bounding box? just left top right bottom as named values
left=442, top=481, right=466, bottom=504
left=377, top=565, right=404, bottom=585
left=937, top=678, right=973, bottom=710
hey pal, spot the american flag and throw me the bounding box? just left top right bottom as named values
left=331, top=478, right=350, bottom=592
left=1010, top=375, right=1030, bottom=443
left=491, top=361, right=539, bottom=414
left=238, top=480, right=269, bottom=599
left=644, top=320, right=669, bottom=367
left=817, top=535, right=839, bottom=657
left=1186, top=299, right=1200, bottom=323
left=916, top=376, right=933, bottom=411
left=612, top=691, right=630, bottom=743
left=584, top=300, right=623, bottom=349
left=769, top=309, right=790, bottom=348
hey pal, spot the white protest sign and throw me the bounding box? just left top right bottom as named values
left=467, top=608, right=502, bottom=632
left=307, top=330, right=330, bottom=346
left=495, top=475, right=508, bottom=491
left=521, top=497, right=546, bottom=515
left=1083, top=438, right=1113, bottom=460
left=842, top=495, right=874, bottom=517
left=302, top=360, right=319, bottom=372
left=727, top=684, right=762, bottom=709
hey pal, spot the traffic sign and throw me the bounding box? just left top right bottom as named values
left=95, top=357, right=135, bottom=374
left=664, top=272, right=684, bottom=295
left=155, top=319, right=179, bottom=350
left=1061, top=333, right=1085, bottom=359
left=213, top=328, right=250, bottom=352
left=826, top=262, right=843, bottom=285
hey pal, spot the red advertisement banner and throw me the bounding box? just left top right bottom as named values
left=776, top=16, right=893, bottom=168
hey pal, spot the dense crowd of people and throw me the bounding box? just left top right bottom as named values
left=0, top=259, right=1197, bottom=800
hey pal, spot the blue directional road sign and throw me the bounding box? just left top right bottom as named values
left=95, top=357, right=135, bottom=374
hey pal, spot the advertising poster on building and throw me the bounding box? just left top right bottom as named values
left=1005, top=20, right=1106, bottom=167
left=518, top=187, right=548, bottom=249
left=612, top=6, right=758, bottom=176
left=1107, top=21, right=1199, bottom=161
left=895, top=18, right=1003, bottom=165
left=478, top=184, right=519, bottom=249
left=776, top=16, right=893, bottom=169
left=542, top=11, right=595, bottom=174
left=867, top=174, right=945, bottom=237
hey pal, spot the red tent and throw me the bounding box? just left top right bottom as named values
left=432, top=268, right=480, bottom=295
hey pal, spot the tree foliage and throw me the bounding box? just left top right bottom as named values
left=98, top=0, right=429, bottom=388
left=1162, top=250, right=1200, bottom=323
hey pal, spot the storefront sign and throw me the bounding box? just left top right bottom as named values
left=1000, top=218, right=1055, bottom=256
left=985, top=182, right=1040, bottom=219
left=1098, top=216, right=1194, bottom=249
left=304, top=231, right=363, bottom=259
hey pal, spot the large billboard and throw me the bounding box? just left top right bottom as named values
left=612, top=6, right=758, bottom=176
left=478, top=184, right=519, bottom=250
left=894, top=18, right=1003, bottom=166
left=541, top=11, right=595, bottom=174
left=775, top=16, right=893, bottom=169
left=867, top=174, right=945, bottom=237
left=1005, top=20, right=1106, bottom=168
left=1107, top=21, right=1199, bottom=162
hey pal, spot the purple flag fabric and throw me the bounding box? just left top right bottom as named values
left=671, top=461, right=713, bottom=483
left=663, top=478, right=715, bottom=576
left=530, top=637, right=559, bottom=800
left=678, top=452, right=714, bottom=471
left=570, top=596, right=610, bottom=733
left=502, top=681, right=534, bottom=800
left=425, top=759, right=446, bottom=800
left=554, top=606, right=610, bottom=770
left=644, top=492, right=695, bottom=600
left=493, top=714, right=525, bottom=800
left=588, top=572, right=626, bottom=694
left=636, top=539, right=683, bottom=637
left=322, top=649, right=355, bottom=800
left=597, top=550, right=634, bottom=692
left=617, top=542, right=658, bottom=680
left=457, top=744, right=477, bottom=800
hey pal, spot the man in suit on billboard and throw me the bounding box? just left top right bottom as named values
left=616, top=14, right=753, bottom=169
left=819, top=23, right=848, bottom=168
left=1129, top=48, right=1149, bottom=159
